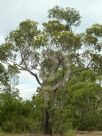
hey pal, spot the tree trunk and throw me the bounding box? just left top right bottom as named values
left=42, top=89, right=52, bottom=135
left=43, top=108, right=52, bottom=135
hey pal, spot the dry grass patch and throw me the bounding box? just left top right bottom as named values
left=77, top=131, right=102, bottom=136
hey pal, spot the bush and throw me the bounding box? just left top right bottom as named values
left=64, top=130, right=76, bottom=136
left=2, top=121, right=15, bottom=132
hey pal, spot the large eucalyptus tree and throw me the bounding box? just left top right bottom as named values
left=0, top=6, right=102, bottom=134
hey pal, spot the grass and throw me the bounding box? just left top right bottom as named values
left=0, top=133, right=37, bottom=136
left=77, top=131, right=102, bottom=136
left=77, top=133, right=101, bottom=136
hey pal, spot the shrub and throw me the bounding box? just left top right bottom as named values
left=2, top=121, right=15, bottom=132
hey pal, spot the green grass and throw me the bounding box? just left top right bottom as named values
left=0, top=133, right=35, bottom=136
left=0, top=133, right=17, bottom=136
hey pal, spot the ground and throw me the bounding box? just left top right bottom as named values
left=77, top=131, right=102, bottom=136
left=0, top=132, right=102, bottom=136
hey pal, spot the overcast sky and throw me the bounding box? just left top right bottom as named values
left=0, top=0, right=102, bottom=99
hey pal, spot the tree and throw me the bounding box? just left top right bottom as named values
left=0, top=5, right=102, bottom=134
left=0, top=91, right=36, bottom=133
left=66, top=68, right=102, bottom=130
left=0, top=63, right=10, bottom=91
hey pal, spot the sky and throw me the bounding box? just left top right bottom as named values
left=0, top=0, right=102, bottom=99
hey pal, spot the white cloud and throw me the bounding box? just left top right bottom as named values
left=18, top=71, right=39, bottom=87
left=17, top=71, right=39, bottom=99
left=0, top=35, right=5, bottom=44
left=17, top=84, right=37, bottom=100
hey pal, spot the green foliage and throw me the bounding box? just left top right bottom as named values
left=43, top=20, right=65, bottom=34
left=48, top=6, right=81, bottom=27
left=0, top=91, right=44, bottom=133
left=64, top=130, right=76, bottom=136
left=2, top=121, right=15, bottom=132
